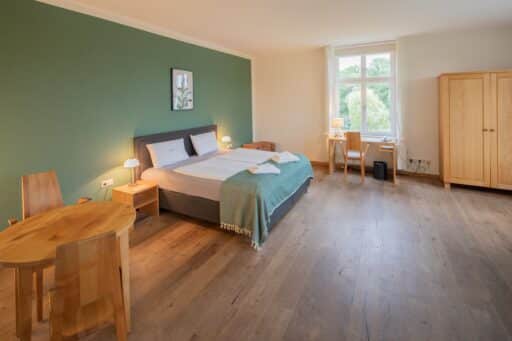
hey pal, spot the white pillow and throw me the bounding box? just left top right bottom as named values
left=190, top=131, right=218, bottom=156
left=146, top=138, right=189, bottom=168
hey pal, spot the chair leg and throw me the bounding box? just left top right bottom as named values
left=114, top=309, right=128, bottom=341
left=49, top=292, right=63, bottom=341
left=113, top=269, right=128, bottom=341
left=344, top=157, right=348, bottom=180
left=361, top=158, right=365, bottom=182
left=35, top=269, right=43, bottom=322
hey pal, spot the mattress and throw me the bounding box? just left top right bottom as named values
left=141, top=148, right=278, bottom=201
left=141, top=151, right=224, bottom=201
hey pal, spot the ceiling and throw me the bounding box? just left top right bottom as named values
left=41, top=0, right=512, bottom=58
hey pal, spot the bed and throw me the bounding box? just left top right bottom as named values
left=134, top=125, right=313, bottom=248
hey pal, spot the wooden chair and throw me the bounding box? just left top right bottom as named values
left=343, top=132, right=370, bottom=182
left=21, top=170, right=65, bottom=219
left=49, top=232, right=127, bottom=341
left=7, top=170, right=91, bottom=321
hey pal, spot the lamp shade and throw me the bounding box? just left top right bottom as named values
left=331, top=117, right=344, bottom=129
left=123, top=158, right=140, bottom=169
left=221, top=135, right=232, bottom=143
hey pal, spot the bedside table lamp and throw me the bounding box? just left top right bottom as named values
left=331, top=117, right=344, bottom=137
left=123, top=158, right=140, bottom=186
left=221, top=135, right=232, bottom=149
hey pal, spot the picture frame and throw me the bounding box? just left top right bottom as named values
left=171, top=68, right=194, bottom=111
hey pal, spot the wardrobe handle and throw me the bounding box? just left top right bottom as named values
left=483, top=128, right=488, bottom=132
left=489, top=129, right=495, bottom=132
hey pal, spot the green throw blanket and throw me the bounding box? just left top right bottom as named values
left=219, top=154, right=313, bottom=249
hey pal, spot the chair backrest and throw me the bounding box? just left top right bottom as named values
left=52, top=233, right=123, bottom=333
left=345, top=132, right=362, bottom=151
left=21, top=170, right=64, bottom=219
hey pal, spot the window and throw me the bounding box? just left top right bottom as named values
left=335, top=48, right=396, bottom=136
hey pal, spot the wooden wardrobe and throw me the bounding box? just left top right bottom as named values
left=439, top=71, right=512, bottom=190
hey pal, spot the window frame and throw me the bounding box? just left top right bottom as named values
left=335, top=48, right=397, bottom=137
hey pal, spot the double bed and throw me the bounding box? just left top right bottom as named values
left=134, top=125, right=313, bottom=248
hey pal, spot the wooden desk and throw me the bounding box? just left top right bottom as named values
left=0, top=201, right=135, bottom=341
left=328, top=135, right=398, bottom=184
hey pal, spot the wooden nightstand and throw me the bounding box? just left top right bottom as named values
left=112, top=180, right=159, bottom=218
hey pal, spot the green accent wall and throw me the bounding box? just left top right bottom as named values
left=0, top=0, right=252, bottom=228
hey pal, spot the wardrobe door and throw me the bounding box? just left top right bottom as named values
left=491, top=72, right=512, bottom=189
left=448, top=74, right=491, bottom=186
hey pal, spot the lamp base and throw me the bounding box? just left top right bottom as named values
left=334, top=129, right=344, bottom=138
left=128, top=169, right=137, bottom=186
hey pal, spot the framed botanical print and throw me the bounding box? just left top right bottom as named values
left=171, top=68, right=194, bottom=110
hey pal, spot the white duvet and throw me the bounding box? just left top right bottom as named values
left=174, top=148, right=276, bottom=181
left=217, top=148, right=277, bottom=164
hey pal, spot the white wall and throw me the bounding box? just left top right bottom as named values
left=253, top=49, right=327, bottom=161
left=398, top=25, right=512, bottom=174
left=253, top=25, right=512, bottom=172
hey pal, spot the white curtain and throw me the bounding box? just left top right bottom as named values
left=395, top=43, right=407, bottom=170
left=324, top=46, right=336, bottom=135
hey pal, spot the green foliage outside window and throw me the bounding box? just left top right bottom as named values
left=367, top=57, right=390, bottom=77
left=337, top=56, right=391, bottom=133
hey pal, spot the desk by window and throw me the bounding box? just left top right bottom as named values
left=327, top=135, right=398, bottom=184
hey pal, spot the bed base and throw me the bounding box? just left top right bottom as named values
left=159, top=178, right=311, bottom=230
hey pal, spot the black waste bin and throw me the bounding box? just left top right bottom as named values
left=373, top=161, right=388, bottom=180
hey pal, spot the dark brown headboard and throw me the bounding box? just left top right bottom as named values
left=133, top=124, right=217, bottom=179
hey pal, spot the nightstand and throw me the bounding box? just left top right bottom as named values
left=112, top=180, right=159, bottom=218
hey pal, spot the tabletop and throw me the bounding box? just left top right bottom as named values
left=113, top=180, right=157, bottom=195
left=0, top=201, right=135, bottom=268
left=328, top=135, right=396, bottom=144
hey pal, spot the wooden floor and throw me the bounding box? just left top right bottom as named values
left=1, top=168, right=512, bottom=340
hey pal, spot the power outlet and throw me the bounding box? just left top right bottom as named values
left=101, top=178, right=114, bottom=188
left=407, top=158, right=431, bottom=173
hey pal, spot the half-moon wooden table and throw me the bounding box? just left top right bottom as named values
left=0, top=201, right=135, bottom=341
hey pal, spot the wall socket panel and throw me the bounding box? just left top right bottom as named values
left=101, top=178, right=114, bottom=188
left=407, top=158, right=431, bottom=173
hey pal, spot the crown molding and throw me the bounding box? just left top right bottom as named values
left=37, top=0, right=253, bottom=60
left=330, top=40, right=396, bottom=50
